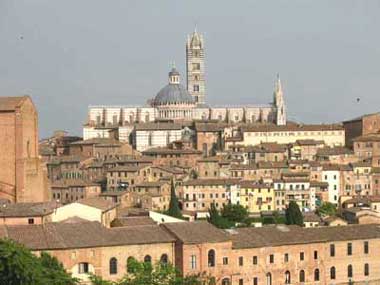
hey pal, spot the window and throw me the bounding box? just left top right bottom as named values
left=223, top=257, right=228, bottom=265
left=253, top=256, right=258, bottom=265
left=285, top=271, right=291, bottom=284
left=348, top=264, right=353, bottom=278
left=127, top=257, right=135, bottom=273
left=222, top=278, right=230, bottom=285
left=347, top=242, right=352, bottom=255
left=144, top=255, right=152, bottom=263
left=284, top=253, right=289, bottom=263
left=266, top=273, right=272, bottom=285
left=330, top=244, right=335, bottom=257
left=314, top=268, right=320, bottom=281
left=330, top=266, right=336, bottom=279
left=239, top=256, right=244, bottom=266
left=314, top=250, right=318, bottom=260
left=364, top=263, right=369, bottom=276
left=190, top=255, right=196, bottom=269
left=109, top=257, right=117, bottom=275
left=300, top=252, right=304, bottom=261
left=160, top=254, right=168, bottom=264
left=208, top=250, right=215, bottom=267
left=239, top=279, right=243, bottom=285
left=193, top=85, right=199, bottom=92
left=28, top=218, right=34, bottom=225
left=299, top=270, right=305, bottom=282
left=364, top=241, right=369, bottom=254
left=269, top=254, right=274, bottom=264
left=78, top=262, right=89, bottom=274
left=253, top=277, right=258, bottom=285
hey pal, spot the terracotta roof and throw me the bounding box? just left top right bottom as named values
left=182, top=178, right=241, bottom=186
left=295, top=139, right=325, bottom=146
left=195, top=123, right=226, bottom=132
left=51, top=179, right=100, bottom=188
left=0, top=96, right=29, bottom=111
left=111, top=216, right=156, bottom=227
left=134, top=181, right=168, bottom=187
left=107, top=165, right=146, bottom=172
left=162, top=221, right=230, bottom=244
left=0, top=202, right=59, bottom=218
left=0, top=221, right=175, bottom=250
left=77, top=197, right=117, bottom=211
left=142, top=147, right=202, bottom=155
left=70, top=138, right=123, bottom=146
left=317, top=146, right=354, bottom=156
left=239, top=180, right=272, bottom=188
left=303, top=212, right=322, bottom=223
left=229, top=224, right=380, bottom=249
left=245, top=143, right=288, bottom=153
left=353, top=133, right=380, bottom=142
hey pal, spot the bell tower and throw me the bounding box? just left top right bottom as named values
left=186, top=28, right=206, bottom=105
left=273, top=73, right=287, bottom=125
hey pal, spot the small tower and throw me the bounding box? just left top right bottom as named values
left=273, top=74, right=287, bottom=125
left=186, top=28, right=206, bottom=105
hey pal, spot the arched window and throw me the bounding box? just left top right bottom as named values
left=330, top=266, right=336, bottom=280
left=364, top=263, right=369, bottom=276
left=285, top=271, right=291, bottom=284
left=266, top=273, right=272, bottom=285
left=348, top=264, right=353, bottom=278
left=144, top=255, right=152, bottom=263
left=208, top=249, right=215, bottom=267
left=127, top=256, right=135, bottom=273
left=221, top=278, right=230, bottom=285
left=160, top=254, right=168, bottom=264
left=314, top=268, right=320, bottom=281
left=299, top=270, right=305, bottom=282
left=109, top=257, right=117, bottom=275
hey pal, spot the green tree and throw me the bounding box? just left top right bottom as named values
left=0, top=239, right=78, bottom=285
left=89, top=259, right=216, bottom=285
left=285, top=201, right=304, bottom=226
left=221, top=203, right=249, bottom=224
left=207, top=203, right=233, bottom=229
left=317, top=202, right=337, bottom=217
left=166, top=180, right=183, bottom=219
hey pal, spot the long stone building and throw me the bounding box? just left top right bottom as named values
left=2, top=221, right=380, bottom=285
left=83, top=29, right=287, bottom=140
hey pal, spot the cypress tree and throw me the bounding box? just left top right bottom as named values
left=167, top=180, right=183, bottom=219
left=285, top=201, right=304, bottom=226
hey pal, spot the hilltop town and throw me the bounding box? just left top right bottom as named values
left=1, top=30, right=380, bottom=285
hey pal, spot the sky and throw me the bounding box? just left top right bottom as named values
left=0, top=0, right=379, bottom=138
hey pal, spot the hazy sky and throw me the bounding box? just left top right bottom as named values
left=1, top=1, right=379, bottom=138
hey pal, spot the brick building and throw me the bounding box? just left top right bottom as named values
left=343, top=112, right=380, bottom=148
left=0, top=96, right=49, bottom=203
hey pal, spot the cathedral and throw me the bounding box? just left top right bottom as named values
left=85, top=29, right=286, bottom=136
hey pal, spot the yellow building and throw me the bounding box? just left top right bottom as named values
left=239, top=181, right=275, bottom=213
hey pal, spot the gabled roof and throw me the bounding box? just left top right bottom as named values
left=0, top=202, right=59, bottom=218
left=76, top=197, right=117, bottom=212
left=0, top=221, right=175, bottom=250
left=0, top=96, right=30, bottom=111
left=162, top=221, right=230, bottom=244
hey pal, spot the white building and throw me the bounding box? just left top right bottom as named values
left=83, top=29, right=287, bottom=140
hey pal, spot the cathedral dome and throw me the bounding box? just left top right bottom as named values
left=153, top=68, right=194, bottom=106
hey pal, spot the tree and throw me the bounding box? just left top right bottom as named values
left=207, top=203, right=233, bottom=229
left=285, top=201, right=304, bottom=226
left=317, top=202, right=337, bottom=217
left=166, top=180, right=183, bottom=219
left=90, top=259, right=216, bottom=285
left=221, top=203, right=249, bottom=224
left=0, top=239, right=78, bottom=285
